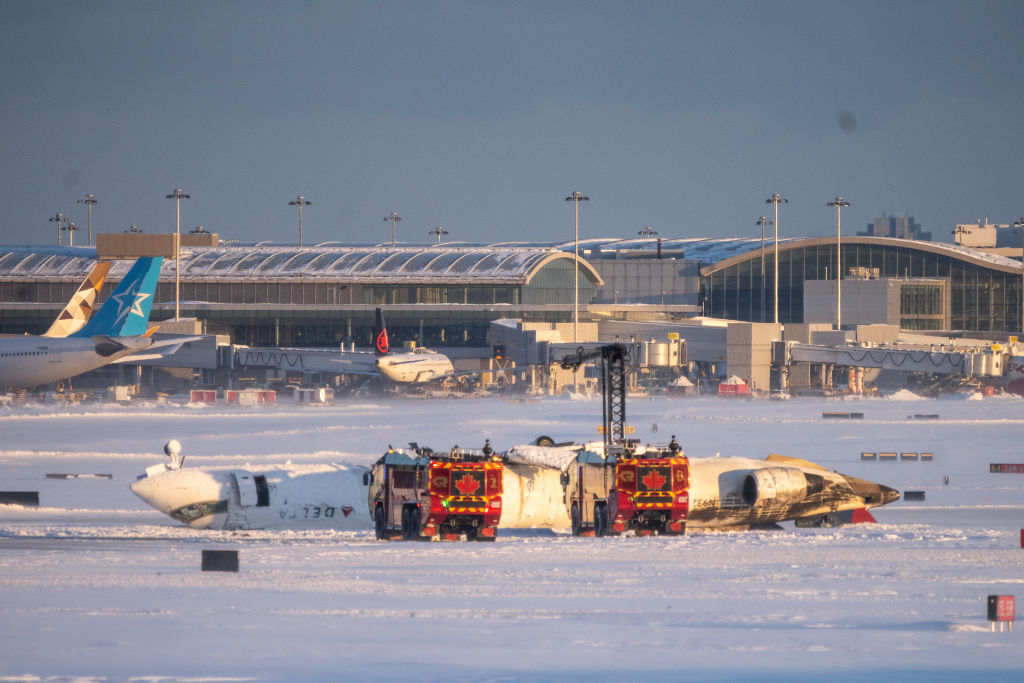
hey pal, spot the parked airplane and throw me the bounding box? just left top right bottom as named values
left=337, top=308, right=500, bottom=385
left=0, top=257, right=193, bottom=390
left=130, top=439, right=898, bottom=532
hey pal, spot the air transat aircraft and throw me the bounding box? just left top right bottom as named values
left=130, top=440, right=898, bottom=532
left=0, top=257, right=194, bottom=390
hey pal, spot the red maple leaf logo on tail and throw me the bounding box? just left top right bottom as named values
left=641, top=469, right=667, bottom=491
left=454, top=473, right=481, bottom=495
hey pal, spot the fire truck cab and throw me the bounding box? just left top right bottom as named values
left=366, top=445, right=503, bottom=541
left=562, top=442, right=689, bottom=537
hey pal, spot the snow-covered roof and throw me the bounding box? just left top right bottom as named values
left=0, top=245, right=603, bottom=285
left=1, top=236, right=1018, bottom=280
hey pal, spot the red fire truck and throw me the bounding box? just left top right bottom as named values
left=366, top=445, right=503, bottom=541
left=558, top=344, right=690, bottom=536
left=563, top=443, right=689, bottom=536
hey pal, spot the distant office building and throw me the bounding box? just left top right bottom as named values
left=858, top=214, right=931, bottom=241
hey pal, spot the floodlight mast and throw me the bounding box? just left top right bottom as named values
left=77, top=194, right=97, bottom=245
left=766, top=194, right=788, bottom=323
left=165, top=188, right=191, bottom=320
left=428, top=226, right=448, bottom=244
left=384, top=212, right=401, bottom=247
left=565, top=191, right=589, bottom=343
left=756, top=216, right=772, bottom=322
left=1015, top=217, right=1024, bottom=335
left=827, top=196, right=851, bottom=328
left=288, top=195, right=311, bottom=246
left=63, top=221, right=79, bottom=246
left=49, top=212, right=65, bottom=245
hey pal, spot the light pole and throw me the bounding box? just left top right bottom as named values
left=756, top=216, right=772, bottom=322
left=166, top=188, right=190, bottom=320
left=50, top=212, right=65, bottom=245
left=288, top=195, right=311, bottom=246
left=565, top=191, right=589, bottom=343
left=383, top=212, right=401, bottom=246
left=428, top=226, right=448, bottom=244
left=827, top=196, right=851, bottom=328
left=63, top=221, right=80, bottom=246
left=1014, top=217, right=1024, bottom=335
left=77, top=194, right=97, bottom=245
left=766, top=194, right=788, bottom=323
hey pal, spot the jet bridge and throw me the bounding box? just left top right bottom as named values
left=773, top=342, right=1006, bottom=378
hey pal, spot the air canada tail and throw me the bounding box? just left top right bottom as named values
left=374, top=307, right=390, bottom=356
left=72, top=257, right=163, bottom=338
left=42, top=261, right=111, bottom=337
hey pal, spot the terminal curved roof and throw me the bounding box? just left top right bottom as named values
left=696, top=236, right=1023, bottom=276
left=0, top=245, right=604, bottom=286
left=0, top=236, right=1016, bottom=282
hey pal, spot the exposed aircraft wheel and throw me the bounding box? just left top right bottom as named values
left=374, top=506, right=385, bottom=540
left=570, top=504, right=581, bottom=536
left=535, top=435, right=555, bottom=447
left=594, top=504, right=609, bottom=537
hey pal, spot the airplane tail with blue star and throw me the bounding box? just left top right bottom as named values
left=72, top=257, right=163, bottom=338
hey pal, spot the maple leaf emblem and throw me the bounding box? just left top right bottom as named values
left=454, top=473, right=481, bottom=496
left=641, top=469, right=667, bottom=491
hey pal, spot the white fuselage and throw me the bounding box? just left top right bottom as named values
left=375, top=348, right=455, bottom=383
left=131, top=450, right=897, bottom=531
left=0, top=334, right=152, bottom=390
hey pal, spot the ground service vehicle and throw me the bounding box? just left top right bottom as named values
left=558, top=344, right=690, bottom=536
left=366, top=445, right=503, bottom=541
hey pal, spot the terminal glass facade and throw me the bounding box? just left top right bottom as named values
left=703, top=243, right=1022, bottom=333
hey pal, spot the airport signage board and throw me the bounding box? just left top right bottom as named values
left=989, top=463, right=1024, bottom=473
left=987, top=595, right=1015, bottom=623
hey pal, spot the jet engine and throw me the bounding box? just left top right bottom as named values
left=741, top=467, right=808, bottom=507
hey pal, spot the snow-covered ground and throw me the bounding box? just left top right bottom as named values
left=1, top=394, right=1022, bottom=681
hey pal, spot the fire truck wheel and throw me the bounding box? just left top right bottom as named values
left=594, top=504, right=609, bottom=537
left=570, top=504, right=581, bottom=536
left=374, top=506, right=385, bottom=540
left=401, top=506, right=419, bottom=540
left=475, top=534, right=497, bottom=542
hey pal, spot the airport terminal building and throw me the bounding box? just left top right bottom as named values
left=1, top=235, right=1021, bottom=348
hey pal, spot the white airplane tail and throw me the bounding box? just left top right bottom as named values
left=42, top=261, right=111, bottom=337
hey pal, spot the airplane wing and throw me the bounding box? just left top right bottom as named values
left=111, top=335, right=204, bottom=363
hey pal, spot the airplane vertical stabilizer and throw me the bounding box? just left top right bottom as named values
left=373, top=307, right=390, bottom=356
left=72, top=257, right=163, bottom=338
left=42, top=261, right=111, bottom=337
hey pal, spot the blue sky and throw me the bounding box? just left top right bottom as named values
left=2, top=0, right=1022, bottom=247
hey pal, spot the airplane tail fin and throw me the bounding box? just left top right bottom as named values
left=373, top=307, right=390, bottom=356
left=42, top=261, right=111, bottom=337
left=72, top=257, right=163, bottom=338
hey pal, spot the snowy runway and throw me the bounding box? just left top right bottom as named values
left=1, top=395, right=1022, bottom=680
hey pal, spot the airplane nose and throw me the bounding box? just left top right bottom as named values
left=130, top=473, right=176, bottom=515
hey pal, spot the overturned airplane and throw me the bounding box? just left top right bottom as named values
left=130, top=439, right=898, bottom=533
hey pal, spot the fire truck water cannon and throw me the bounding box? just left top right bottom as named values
left=558, top=344, right=690, bottom=536
left=366, top=444, right=503, bottom=542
